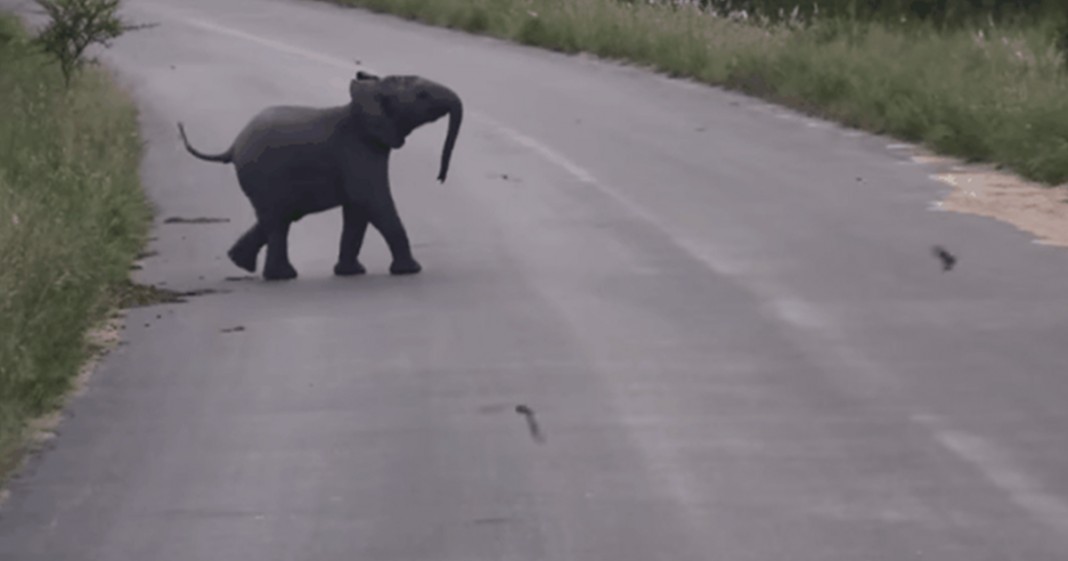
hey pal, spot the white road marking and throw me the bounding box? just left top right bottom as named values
left=179, top=14, right=378, bottom=74
left=477, top=116, right=598, bottom=184
left=913, top=414, right=1068, bottom=535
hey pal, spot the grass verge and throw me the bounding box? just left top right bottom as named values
left=0, top=11, right=152, bottom=482
left=313, top=0, right=1068, bottom=187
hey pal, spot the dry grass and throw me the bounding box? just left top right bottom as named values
left=316, top=0, right=1068, bottom=187
left=0, top=12, right=151, bottom=481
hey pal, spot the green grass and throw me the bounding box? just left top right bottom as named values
left=0, top=12, right=151, bottom=480
left=315, top=0, right=1068, bottom=186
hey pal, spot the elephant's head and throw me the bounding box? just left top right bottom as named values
left=348, top=71, right=463, bottom=183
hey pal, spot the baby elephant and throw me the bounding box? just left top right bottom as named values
left=177, top=70, right=463, bottom=280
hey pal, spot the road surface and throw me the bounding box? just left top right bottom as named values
left=2, top=0, right=1068, bottom=559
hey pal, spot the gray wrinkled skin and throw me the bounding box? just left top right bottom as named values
left=177, top=71, right=463, bottom=280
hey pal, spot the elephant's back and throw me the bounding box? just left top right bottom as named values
left=231, top=105, right=345, bottom=161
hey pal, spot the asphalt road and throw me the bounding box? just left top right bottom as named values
left=3, top=0, right=1068, bottom=559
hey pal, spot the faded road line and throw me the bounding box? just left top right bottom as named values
left=913, top=414, right=1068, bottom=536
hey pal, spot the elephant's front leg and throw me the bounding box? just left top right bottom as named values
left=262, top=220, right=298, bottom=281
left=334, top=204, right=369, bottom=276
left=368, top=198, right=421, bottom=276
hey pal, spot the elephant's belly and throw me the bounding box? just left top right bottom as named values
left=238, top=158, right=344, bottom=219
left=290, top=177, right=344, bottom=216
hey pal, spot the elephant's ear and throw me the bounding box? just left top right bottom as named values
left=349, top=79, right=403, bottom=150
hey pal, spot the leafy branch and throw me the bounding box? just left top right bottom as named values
left=29, top=0, right=157, bottom=87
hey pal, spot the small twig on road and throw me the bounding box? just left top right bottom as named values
left=515, top=404, right=545, bottom=444
left=932, top=245, right=957, bottom=271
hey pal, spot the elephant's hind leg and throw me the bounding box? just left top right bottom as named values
left=334, top=204, right=369, bottom=276
left=262, top=220, right=298, bottom=281
left=228, top=223, right=267, bottom=272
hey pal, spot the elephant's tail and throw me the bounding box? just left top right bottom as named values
left=177, top=122, right=233, bottom=164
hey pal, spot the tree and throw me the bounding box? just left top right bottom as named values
left=29, top=0, right=155, bottom=87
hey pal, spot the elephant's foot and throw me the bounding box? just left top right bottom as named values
left=389, top=258, right=422, bottom=276
left=228, top=246, right=258, bottom=273
left=334, top=260, right=367, bottom=277
left=263, top=262, right=298, bottom=281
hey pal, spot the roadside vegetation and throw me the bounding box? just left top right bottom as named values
left=0, top=5, right=152, bottom=481
left=317, top=0, right=1068, bottom=186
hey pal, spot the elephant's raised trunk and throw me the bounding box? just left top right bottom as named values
left=437, top=96, right=463, bottom=183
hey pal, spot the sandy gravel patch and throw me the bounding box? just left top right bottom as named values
left=925, top=160, right=1068, bottom=247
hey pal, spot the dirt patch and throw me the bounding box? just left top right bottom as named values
left=114, top=279, right=185, bottom=308
left=113, top=281, right=230, bottom=308
left=181, top=288, right=230, bottom=298
left=928, top=163, right=1068, bottom=247
left=487, top=172, right=523, bottom=183
left=163, top=216, right=230, bottom=224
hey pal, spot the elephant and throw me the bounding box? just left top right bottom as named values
left=176, top=70, right=463, bottom=281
